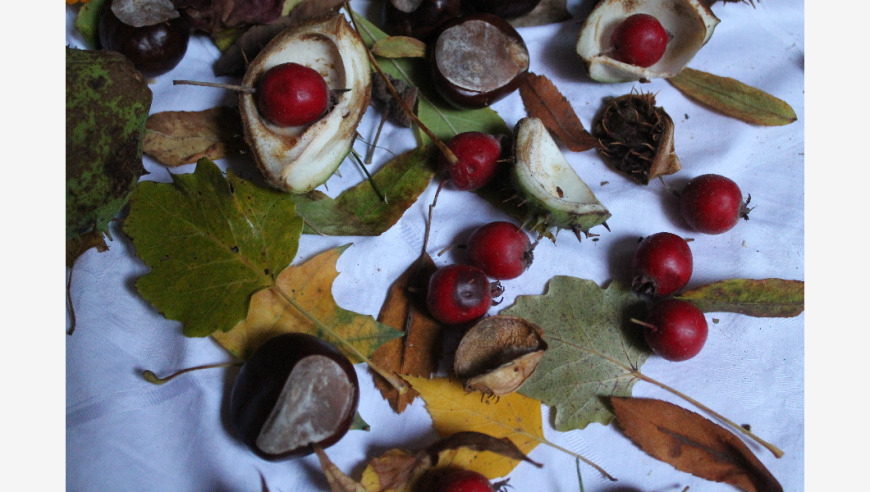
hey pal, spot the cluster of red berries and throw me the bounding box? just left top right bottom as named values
left=630, top=174, right=752, bottom=362
left=425, top=132, right=537, bottom=326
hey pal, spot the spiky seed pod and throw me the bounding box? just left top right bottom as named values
left=593, top=92, right=681, bottom=185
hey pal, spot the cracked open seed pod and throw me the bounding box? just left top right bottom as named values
left=576, top=0, right=719, bottom=83
left=453, top=315, right=547, bottom=396
left=593, top=92, right=680, bottom=185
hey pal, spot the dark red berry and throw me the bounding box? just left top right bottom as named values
left=467, top=221, right=533, bottom=280
left=426, top=264, right=502, bottom=325
left=256, top=62, right=329, bottom=127
left=440, top=132, right=502, bottom=191
left=631, top=232, right=693, bottom=297
left=425, top=468, right=494, bottom=492
left=638, top=299, right=708, bottom=361
left=679, top=174, right=751, bottom=235
left=610, top=13, right=669, bottom=68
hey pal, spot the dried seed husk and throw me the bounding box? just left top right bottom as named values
left=454, top=315, right=547, bottom=396
left=593, top=92, right=680, bottom=185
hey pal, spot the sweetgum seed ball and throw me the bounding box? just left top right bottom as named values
left=610, top=13, right=668, bottom=68
left=98, top=3, right=190, bottom=78
left=641, top=299, right=708, bottom=361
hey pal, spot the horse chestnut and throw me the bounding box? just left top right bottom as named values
left=229, top=333, right=359, bottom=460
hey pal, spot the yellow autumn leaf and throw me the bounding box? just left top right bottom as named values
left=212, top=245, right=402, bottom=363
left=403, top=376, right=543, bottom=479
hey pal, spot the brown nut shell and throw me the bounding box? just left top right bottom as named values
left=454, top=315, right=547, bottom=396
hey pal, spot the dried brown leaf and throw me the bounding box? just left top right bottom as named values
left=519, top=73, right=599, bottom=152
left=143, top=107, right=246, bottom=166
left=508, top=0, right=571, bottom=28
left=611, top=397, right=782, bottom=492
left=370, top=255, right=443, bottom=413
left=314, top=445, right=368, bottom=492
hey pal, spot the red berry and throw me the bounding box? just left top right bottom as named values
left=679, top=174, right=751, bottom=235
left=427, top=469, right=494, bottom=492
left=631, top=232, right=692, bottom=297
left=426, top=264, right=502, bottom=325
left=610, top=13, right=669, bottom=68
left=639, top=299, right=708, bottom=361
left=256, top=62, right=329, bottom=127
left=440, top=132, right=502, bottom=191
left=467, top=221, right=533, bottom=280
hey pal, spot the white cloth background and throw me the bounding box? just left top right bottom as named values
left=65, top=1, right=804, bottom=490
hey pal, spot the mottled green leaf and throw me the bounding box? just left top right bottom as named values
left=668, top=68, right=797, bottom=126
left=123, top=158, right=304, bottom=337
left=675, top=278, right=805, bottom=318
left=292, top=146, right=436, bottom=235
left=502, top=277, right=649, bottom=431
left=372, top=36, right=426, bottom=59
left=351, top=12, right=510, bottom=145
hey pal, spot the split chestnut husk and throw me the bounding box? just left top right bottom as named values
left=454, top=315, right=547, bottom=396
left=593, top=92, right=680, bottom=185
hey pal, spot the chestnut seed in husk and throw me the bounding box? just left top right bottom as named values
left=464, top=0, right=542, bottom=19
left=229, top=333, right=359, bottom=460
left=98, top=1, right=190, bottom=78
left=382, top=0, right=461, bottom=41
left=428, top=13, right=530, bottom=109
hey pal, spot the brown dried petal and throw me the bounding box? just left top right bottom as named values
left=593, top=92, right=680, bottom=185
left=454, top=315, right=547, bottom=396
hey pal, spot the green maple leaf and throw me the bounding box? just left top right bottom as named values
left=123, top=158, right=304, bottom=337
left=502, top=277, right=650, bottom=431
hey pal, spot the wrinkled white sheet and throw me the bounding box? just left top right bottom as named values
left=66, top=1, right=804, bottom=490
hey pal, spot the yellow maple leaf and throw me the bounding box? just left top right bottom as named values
left=403, top=376, right=543, bottom=479
left=212, top=245, right=402, bottom=365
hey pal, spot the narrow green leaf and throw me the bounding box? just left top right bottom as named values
left=675, top=278, right=805, bottom=318
left=668, top=67, right=797, bottom=126
left=124, top=158, right=304, bottom=337
left=372, top=36, right=427, bottom=59
left=502, top=277, right=650, bottom=431
left=292, top=145, right=436, bottom=235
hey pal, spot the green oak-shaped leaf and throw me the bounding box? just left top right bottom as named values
left=292, top=145, right=436, bottom=235
left=351, top=12, right=510, bottom=144
left=123, top=158, right=304, bottom=337
left=502, top=277, right=649, bottom=431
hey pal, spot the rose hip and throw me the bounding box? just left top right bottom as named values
left=679, top=174, right=751, bottom=235
left=466, top=221, right=534, bottom=280
left=636, top=299, right=708, bottom=361
left=426, top=264, right=503, bottom=325
left=631, top=232, right=693, bottom=297
left=440, top=132, right=502, bottom=191
left=610, top=13, right=669, bottom=68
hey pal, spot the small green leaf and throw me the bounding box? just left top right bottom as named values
left=675, top=278, right=805, bottom=318
left=352, top=412, right=370, bottom=432
left=74, top=0, right=109, bottom=48
left=372, top=36, right=426, bottom=59
left=668, top=67, right=797, bottom=126
left=292, top=146, right=436, bottom=235
left=124, top=158, right=304, bottom=337
left=502, top=277, right=649, bottom=431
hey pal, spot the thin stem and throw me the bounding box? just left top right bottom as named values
left=630, top=369, right=785, bottom=458
left=522, top=433, right=615, bottom=481
left=343, top=3, right=458, bottom=165
left=269, top=284, right=408, bottom=395
left=350, top=150, right=387, bottom=203
left=365, top=110, right=388, bottom=164
left=173, top=79, right=256, bottom=93
left=142, top=361, right=241, bottom=385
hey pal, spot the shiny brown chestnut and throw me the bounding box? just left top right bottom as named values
left=428, top=13, right=530, bottom=109
left=229, top=333, right=359, bottom=460
left=382, top=0, right=461, bottom=41
left=464, top=0, right=543, bottom=19
left=98, top=0, right=190, bottom=78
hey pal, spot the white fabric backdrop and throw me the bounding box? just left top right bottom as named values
left=66, top=1, right=804, bottom=490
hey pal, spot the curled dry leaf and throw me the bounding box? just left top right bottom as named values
left=611, top=397, right=783, bottom=492
left=143, top=107, right=246, bottom=167
left=454, top=315, right=547, bottom=396
left=593, top=92, right=681, bottom=185
left=508, top=0, right=571, bottom=28
left=370, top=254, right=443, bottom=413
left=518, top=72, right=599, bottom=152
